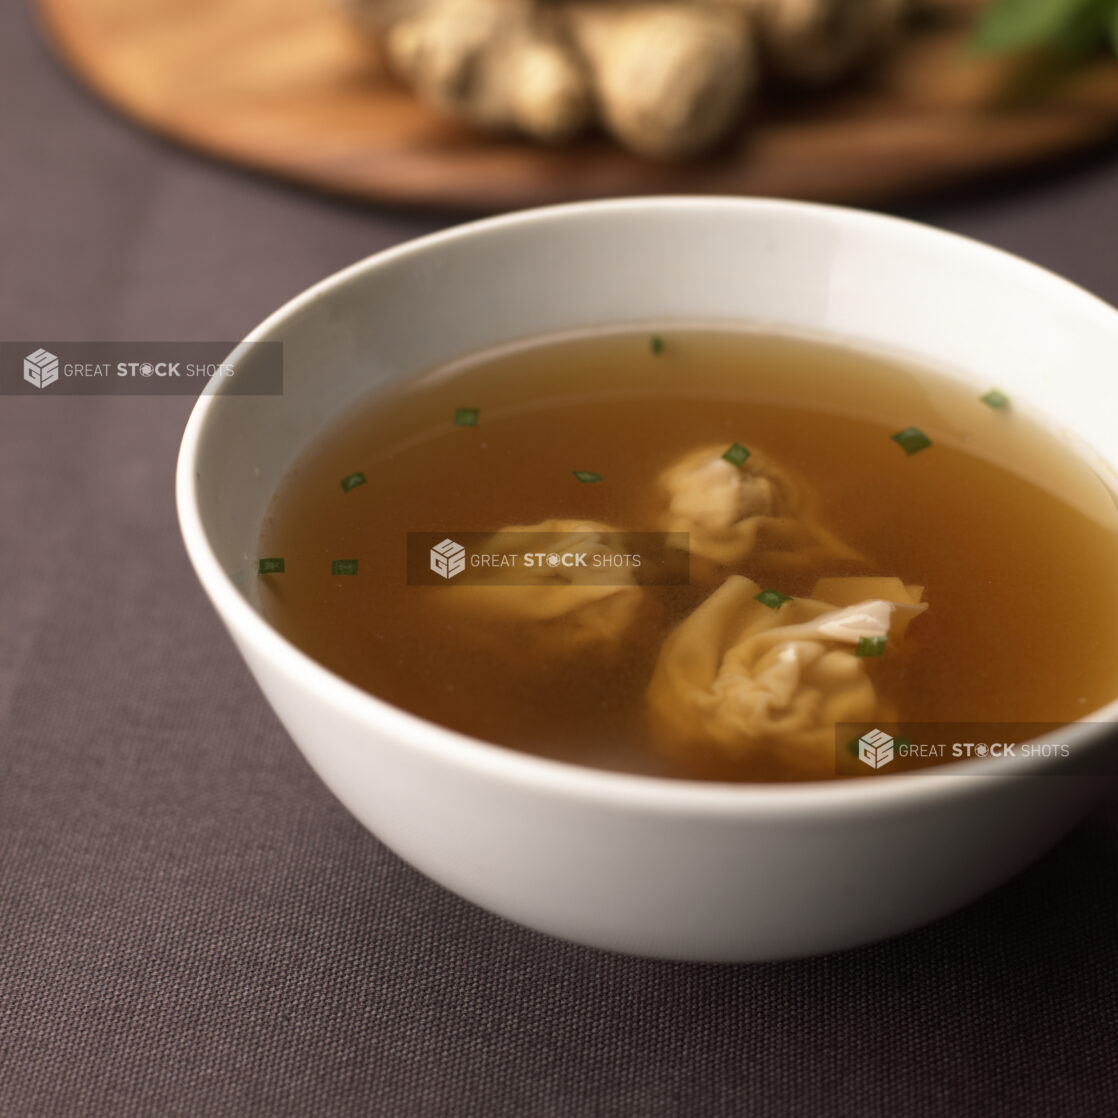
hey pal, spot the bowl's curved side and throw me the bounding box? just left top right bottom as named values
left=236, top=628, right=1104, bottom=961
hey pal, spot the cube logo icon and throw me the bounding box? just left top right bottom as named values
left=858, top=728, right=894, bottom=770
left=24, top=348, right=59, bottom=389
left=430, top=538, right=466, bottom=580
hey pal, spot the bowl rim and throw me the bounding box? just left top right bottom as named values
left=175, top=195, right=1118, bottom=815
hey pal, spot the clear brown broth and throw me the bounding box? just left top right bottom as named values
left=258, top=328, right=1118, bottom=781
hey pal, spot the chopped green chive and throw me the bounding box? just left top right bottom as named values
left=331, top=559, right=359, bottom=576
left=340, top=472, right=366, bottom=493
left=891, top=427, right=932, bottom=456
left=855, top=635, right=887, bottom=658
left=981, top=389, right=1010, bottom=410
left=454, top=407, right=480, bottom=427
left=755, top=589, right=792, bottom=610
left=722, top=442, right=751, bottom=468
left=650, top=335, right=664, bottom=356
left=572, top=470, right=603, bottom=484
left=258, top=558, right=285, bottom=575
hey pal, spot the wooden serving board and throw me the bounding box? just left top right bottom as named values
left=36, top=0, right=1118, bottom=212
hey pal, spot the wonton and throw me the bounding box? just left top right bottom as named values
left=658, top=444, right=863, bottom=569
left=646, top=575, right=927, bottom=776
left=441, top=518, right=647, bottom=652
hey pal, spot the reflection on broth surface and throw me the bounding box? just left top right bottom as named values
left=258, top=328, right=1118, bottom=781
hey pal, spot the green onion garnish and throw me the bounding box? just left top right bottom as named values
left=331, top=559, right=358, bottom=576
left=454, top=407, right=480, bottom=427
left=258, top=558, right=285, bottom=574
left=340, top=472, right=366, bottom=493
left=855, top=635, right=887, bottom=657
left=755, top=589, right=792, bottom=610
left=981, top=389, right=1010, bottom=409
left=650, top=335, right=664, bottom=356
left=891, top=427, right=932, bottom=456
left=572, top=470, right=603, bottom=484
left=722, top=442, right=751, bottom=468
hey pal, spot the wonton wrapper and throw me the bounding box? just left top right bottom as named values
left=658, top=444, right=863, bottom=569
left=441, top=519, right=646, bottom=652
left=646, top=575, right=927, bottom=775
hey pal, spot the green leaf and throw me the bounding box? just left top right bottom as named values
left=454, top=407, right=480, bottom=427
left=1057, top=1, right=1117, bottom=54
left=891, top=427, right=932, bottom=456
left=258, top=557, right=285, bottom=575
left=340, top=472, right=366, bottom=493
left=970, top=0, right=1096, bottom=52
left=331, top=559, right=359, bottom=576
left=856, top=635, right=888, bottom=658
left=754, top=589, right=792, bottom=610
left=721, top=442, right=751, bottom=468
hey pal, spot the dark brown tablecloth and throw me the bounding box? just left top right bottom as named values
left=4, top=2, right=1118, bottom=1114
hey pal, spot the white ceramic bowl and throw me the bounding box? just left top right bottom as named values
left=176, top=198, right=1118, bottom=962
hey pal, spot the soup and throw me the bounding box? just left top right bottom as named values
left=256, top=328, right=1118, bottom=781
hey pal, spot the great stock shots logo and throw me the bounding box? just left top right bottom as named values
left=24, top=348, right=59, bottom=389
left=429, top=538, right=467, bottom=580
left=858, top=728, right=895, bottom=770
left=7, top=342, right=284, bottom=395
left=410, top=532, right=690, bottom=587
